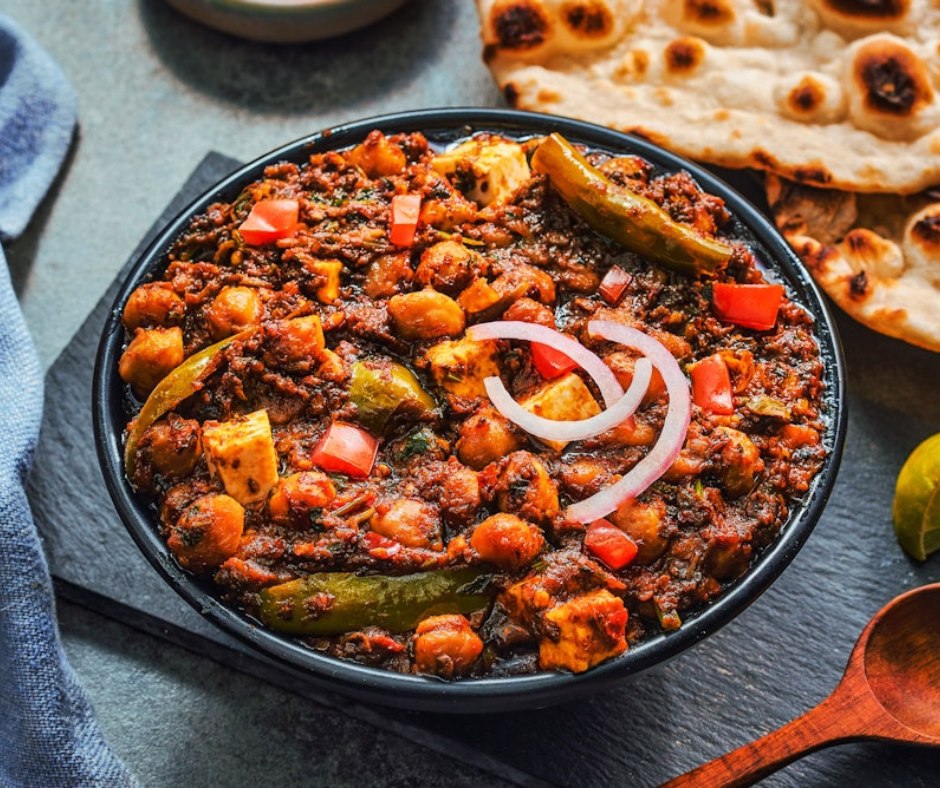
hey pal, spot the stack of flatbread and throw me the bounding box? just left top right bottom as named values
left=476, top=0, right=940, bottom=351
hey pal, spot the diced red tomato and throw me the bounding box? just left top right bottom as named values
left=389, top=194, right=421, bottom=247
left=712, top=282, right=784, bottom=331
left=362, top=530, right=402, bottom=559
left=599, top=266, right=632, bottom=305
left=603, top=605, right=629, bottom=640
left=584, top=519, right=638, bottom=570
left=531, top=342, right=578, bottom=379
left=690, top=353, right=734, bottom=415
left=311, top=422, right=378, bottom=478
left=238, top=199, right=299, bottom=246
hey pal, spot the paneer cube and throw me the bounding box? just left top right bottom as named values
left=425, top=338, right=500, bottom=401
left=202, top=409, right=279, bottom=505
left=520, top=372, right=601, bottom=451
left=432, top=138, right=531, bottom=207
left=538, top=590, right=628, bottom=673
left=455, top=406, right=526, bottom=470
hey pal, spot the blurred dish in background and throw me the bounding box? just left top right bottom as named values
left=162, top=0, right=410, bottom=43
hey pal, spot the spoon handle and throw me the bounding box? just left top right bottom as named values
left=659, top=692, right=858, bottom=788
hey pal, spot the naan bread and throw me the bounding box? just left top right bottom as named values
left=766, top=174, right=940, bottom=352
left=478, top=0, right=940, bottom=194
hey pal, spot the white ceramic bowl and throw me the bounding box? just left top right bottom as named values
left=163, top=0, right=410, bottom=43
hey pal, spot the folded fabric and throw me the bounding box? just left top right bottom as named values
left=0, top=11, right=137, bottom=787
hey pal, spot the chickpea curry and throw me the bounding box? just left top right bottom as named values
left=119, top=129, right=828, bottom=679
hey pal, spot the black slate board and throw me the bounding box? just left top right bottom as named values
left=29, top=154, right=940, bottom=788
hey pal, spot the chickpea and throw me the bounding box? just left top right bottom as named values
left=455, top=406, right=525, bottom=470
left=495, top=451, right=559, bottom=524
left=160, top=481, right=202, bottom=531
left=268, top=471, right=336, bottom=528
left=717, top=426, right=763, bottom=498
left=168, top=493, right=245, bottom=573
left=139, top=415, right=202, bottom=479
left=559, top=458, right=611, bottom=499
left=414, top=240, right=477, bottom=295
left=206, top=286, right=263, bottom=340
left=369, top=498, right=443, bottom=550
left=123, top=283, right=184, bottom=330
left=418, top=197, right=478, bottom=232
left=492, top=264, right=555, bottom=305
left=119, top=327, right=184, bottom=395
left=706, top=532, right=750, bottom=580
left=387, top=289, right=465, bottom=341
left=439, top=461, right=481, bottom=527
left=364, top=251, right=412, bottom=299
left=605, top=351, right=667, bottom=406
left=345, top=130, right=406, bottom=177
left=502, top=297, right=555, bottom=327
left=608, top=499, right=670, bottom=565
left=662, top=422, right=710, bottom=481
left=597, top=417, right=658, bottom=448
left=413, top=614, right=483, bottom=678
left=470, top=513, right=544, bottom=570
left=265, top=315, right=325, bottom=366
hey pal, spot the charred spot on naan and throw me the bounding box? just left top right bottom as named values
left=682, top=0, right=736, bottom=27
left=561, top=0, right=615, bottom=40
left=847, top=36, right=937, bottom=141
left=664, top=37, right=707, bottom=76
left=848, top=269, right=870, bottom=299
left=790, top=236, right=842, bottom=278
left=488, top=0, right=553, bottom=54
left=909, top=209, right=940, bottom=249
left=774, top=72, right=847, bottom=125
left=752, top=150, right=833, bottom=190
left=790, top=78, right=825, bottom=114
left=839, top=228, right=904, bottom=281
left=811, top=0, right=913, bottom=37
left=791, top=166, right=834, bottom=188
left=858, top=48, right=929, bottom=116
left=904, top=204, right=940, bottom=286
left=816, top=0, right=910, bottom=21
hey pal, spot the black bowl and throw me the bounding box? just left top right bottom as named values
left=93, top=108, right=847, bottom=713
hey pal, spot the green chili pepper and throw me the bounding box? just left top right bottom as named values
left=654, top=603, right=683, bottom=631
left=530, top=133, right=733, bottom=277
left=123, top=328, right=254, bottom=476
left=258, top=568, right=493, bottom=635
left=348, top=359, right=436, bottom=433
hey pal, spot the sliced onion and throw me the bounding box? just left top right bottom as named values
left=566, top=320, right=692, bottom=524
left=483, top=358, right=652, bottom=443
left=466, top=321, right=624, bottom=406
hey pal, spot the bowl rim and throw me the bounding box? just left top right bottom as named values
left=93, top=107, right=847, bottom=713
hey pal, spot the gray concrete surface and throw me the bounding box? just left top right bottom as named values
left=6, top=1, right=513, bottom=785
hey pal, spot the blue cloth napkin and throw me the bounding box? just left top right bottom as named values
left=0, top=12, right=137, bottom=787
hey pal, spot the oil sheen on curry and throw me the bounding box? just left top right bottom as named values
left=119, top=129, right=827, bottom=679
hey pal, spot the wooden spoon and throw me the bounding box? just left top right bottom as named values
left=661, top=582, right=940, bottom=787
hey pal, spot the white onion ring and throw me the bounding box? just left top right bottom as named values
left=566, top=320, right=692, bottom=524
left=482, top=358, right=652, bottom=444
left=466, top=321, right=624, bottom=406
